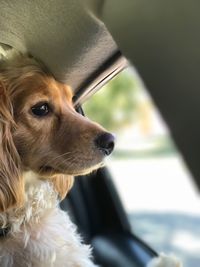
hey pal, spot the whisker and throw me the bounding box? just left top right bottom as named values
left=41, top=151, right=73, bottom=168
left=38, top=153, right=77, bottom=176
left=38, top=152, right=76, bottom=175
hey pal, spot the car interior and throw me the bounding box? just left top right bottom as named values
left=0, top=1, right=200, bottom=266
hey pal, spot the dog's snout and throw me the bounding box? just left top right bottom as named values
left=95, top=133, right=115, bottom=156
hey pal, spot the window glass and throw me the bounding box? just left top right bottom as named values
left=83, top=68, right=200, bottom=267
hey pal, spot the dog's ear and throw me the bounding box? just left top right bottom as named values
left=51, top=175, right=74, bottom=199
left=0, top=81, right=24, bottom=211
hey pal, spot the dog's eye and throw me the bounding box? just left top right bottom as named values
left=31, top=103, right=50, bottom=117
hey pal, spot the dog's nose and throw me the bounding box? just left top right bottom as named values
left=95, top=133, right=115, bottom=156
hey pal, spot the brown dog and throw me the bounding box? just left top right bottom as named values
left=0, top=53, right=115, bottom=212
left=0, top=51, right=115, bottom=266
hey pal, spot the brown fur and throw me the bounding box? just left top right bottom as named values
left=0, top=53, right=107, bottom=211
left=0, top=81, right=24, bottom=211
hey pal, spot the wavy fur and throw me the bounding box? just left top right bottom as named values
left=0, top=80, right=24, bottom=211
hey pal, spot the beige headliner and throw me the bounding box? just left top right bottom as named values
left=0, top=0, right=118, bottom=91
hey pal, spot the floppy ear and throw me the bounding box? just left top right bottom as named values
left=0, top=81, right=24, bottom=211
left=51, top=175, right=74, bottom=200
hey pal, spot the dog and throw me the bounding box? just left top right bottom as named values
left=0, top=48, right=117, bottom=266
left=0, top=47, right=182, bottom=267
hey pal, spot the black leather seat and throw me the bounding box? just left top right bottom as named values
left=60, top=168, right=157, bottom=267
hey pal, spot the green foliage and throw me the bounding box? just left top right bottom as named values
left=83, top=69, right=139, bottom=132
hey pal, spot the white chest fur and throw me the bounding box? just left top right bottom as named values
left=0, top=172, right=96, bottom=267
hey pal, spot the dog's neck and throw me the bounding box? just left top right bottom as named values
left=0, top=171, right=59, bottom=234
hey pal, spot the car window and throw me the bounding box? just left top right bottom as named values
left=83, top=68, right=200, bottom=267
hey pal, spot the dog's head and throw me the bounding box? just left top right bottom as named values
left=0, top=53, right=115, bottom=211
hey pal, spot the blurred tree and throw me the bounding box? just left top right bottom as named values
left=83, top=69, right=140, bottom=132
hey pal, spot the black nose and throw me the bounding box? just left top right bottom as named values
left=95, top=133, right=115, bottom=156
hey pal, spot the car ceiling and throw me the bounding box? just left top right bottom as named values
left=0, top=0, right=120, bottom=92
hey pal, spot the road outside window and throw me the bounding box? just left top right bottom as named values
left=83, top=68, right=200, bottom=267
